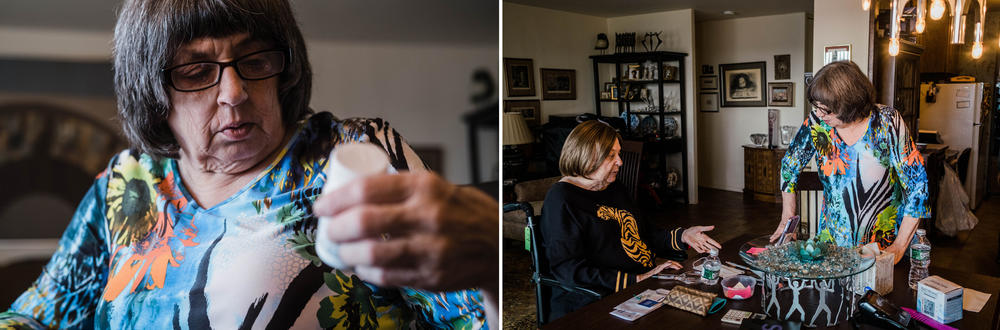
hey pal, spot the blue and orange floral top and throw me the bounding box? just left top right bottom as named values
left=0, top=112, right=486, bottom=329
left=780, top=105, right=931, bottom=248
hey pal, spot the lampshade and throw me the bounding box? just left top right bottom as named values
left=595, top=33, right=609, bottom=50
left=502, top=112, right=534, bottom=146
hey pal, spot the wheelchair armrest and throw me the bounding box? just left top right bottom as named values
left=536, top=276, right=607, bottom=299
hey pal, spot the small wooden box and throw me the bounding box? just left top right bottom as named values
left=854, top=252, right=894, bottom=295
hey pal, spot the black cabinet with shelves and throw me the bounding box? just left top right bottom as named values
left=590, top=51, right=689, bottom=204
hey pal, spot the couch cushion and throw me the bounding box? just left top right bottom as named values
left=514, top=176, right=561, bottom=202
left=502, top=201, right=545, bottom=241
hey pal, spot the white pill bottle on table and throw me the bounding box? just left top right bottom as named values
left=315, top=142, right=394, bottom=271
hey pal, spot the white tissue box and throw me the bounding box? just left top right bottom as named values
left=917, top=276, right=963, bottom=324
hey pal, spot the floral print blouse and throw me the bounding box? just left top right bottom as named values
left=0, top=112, right=486, bottom=329
left=780, top=105, right=931, bottom=248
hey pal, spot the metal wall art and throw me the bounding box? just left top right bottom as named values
left=641, top=32, right=663, bottom=52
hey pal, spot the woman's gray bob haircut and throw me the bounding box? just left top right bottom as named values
left=113, top=0, right=313, bottom=158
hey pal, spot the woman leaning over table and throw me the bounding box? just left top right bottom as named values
left=770, top=61, right=930, bottom=264
left=0, top=0, right=498, bottom=328
left=540, top=120, right=721, bottom=321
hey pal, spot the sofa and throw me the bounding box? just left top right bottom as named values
left=502, top=176, right=560, bottom=241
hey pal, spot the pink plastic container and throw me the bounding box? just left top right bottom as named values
left=721, top=275, right=756, bottom=300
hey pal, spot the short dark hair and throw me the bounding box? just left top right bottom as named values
left=113, top=0, right=313, bottom=158
left=559, top=120, right=621, bottom=179
left=807, top=61, right=875, bottom=124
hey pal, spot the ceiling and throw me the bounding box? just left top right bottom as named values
left=505, top=0, right=1000, bottom=21
left=504, top=0, right=814, bottom=21
left=0, top=0, right=498, bottom=45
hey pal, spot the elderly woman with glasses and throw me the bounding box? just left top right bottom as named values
left=540, top=120, right=720, bottom=321
left=771, top=61, right=930, bottom=264
left=0, top=0, right=497, bottom=328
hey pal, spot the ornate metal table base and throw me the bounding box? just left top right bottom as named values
left=760, top=273, right=860, bottom=327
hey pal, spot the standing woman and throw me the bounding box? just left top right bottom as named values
left=541, top=120, right=720, bottom=320
left=0, top=0, right=497, bottom=328
left=771, top=61, right=930, bottom=263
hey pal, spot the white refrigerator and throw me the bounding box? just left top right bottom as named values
left=919, top=82, right=989, bottom=209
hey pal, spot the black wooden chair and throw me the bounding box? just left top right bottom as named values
left=616, top=140, right=643, bottom=201
left=503, top=202, right=606, bottom=326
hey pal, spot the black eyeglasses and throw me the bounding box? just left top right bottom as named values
left=163, top=49, right=288, bottom=92
left=813, top=105, right=832, bottom=117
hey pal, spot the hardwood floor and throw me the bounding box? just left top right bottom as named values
left=501, top=187, right=1000, bottom=329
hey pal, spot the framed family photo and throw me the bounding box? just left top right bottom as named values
left=503, top=100, right=541, bottom=126
left=626, top=64, right=641, bottom=81
left=539, top=68, right=576, bottom=100
left=719, top=61, right=766, bottom=107
left=768, top=82, right=794, bottom=107
left=503, top=58, right=535, bottom=97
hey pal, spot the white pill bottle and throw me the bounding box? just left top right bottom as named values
left=315, top=142, right=393, bottom=270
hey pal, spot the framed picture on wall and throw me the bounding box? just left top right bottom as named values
left=503, top=58, right=535, bottom=97
left=824, top=45, right=851, bottom=64
left=540, top=68, right=576, bottom=100
left=768, top=82, right=794, bottom=107
left=701, top=64, right=714, bottom=75
left=504, top=99, right=541, bottom=126
left=774, top=54, right=790, bottom=80
left=719, top=61, right=767, bottom=107
left=699, top=75, right=717, bottom=90
left=699, top=93, right=719, bottom=112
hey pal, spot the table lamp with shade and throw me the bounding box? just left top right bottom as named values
left=595, top=33, right=609, bottom=55
left=502, top=112, right=534, bottom=181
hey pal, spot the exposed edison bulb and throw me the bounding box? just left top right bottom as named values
left=930, top=0, right=946, bottom=20
left=916, top=19, right=926, bottom=33
left=889, top=38, right=900, bottom=56
left=972, top=42, right=984, bottom=59
left=862, top=0, right=871, bottom=10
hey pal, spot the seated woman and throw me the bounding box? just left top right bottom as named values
left=771, top=61, right=930, bottom=263
left=540, top=120, right=720, bottom=320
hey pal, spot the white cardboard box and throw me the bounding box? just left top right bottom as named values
left=916, top=276, right=963, bottom=324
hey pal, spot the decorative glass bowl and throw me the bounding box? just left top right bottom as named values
left=750, top=133, right=767, bottom=146
left=738, top=235, right=874, bottom=279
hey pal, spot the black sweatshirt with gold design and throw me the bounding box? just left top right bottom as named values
left=540, top=181, right=686, bottom=318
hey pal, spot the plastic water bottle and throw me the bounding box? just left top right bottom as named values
left=701, top=249, right=721, bottom=285
left=908, top=229, right=931, bottom=289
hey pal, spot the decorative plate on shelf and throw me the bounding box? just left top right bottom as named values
left=639, top=115, right=657, bottom=136
left=663, top=117, right=678, bottom=137
left=620, top=112, right=640, bottom=131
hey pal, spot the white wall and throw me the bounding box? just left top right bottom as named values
left=813, top=0, right=870, bottom=74
left=0, top=26, right=496, bottom=184
left=502, top=3, right=607, bottom=122
left=308, top=41, right=497, bottom=184
left=0, top=27, right=112, bottom=62
left=607, top=9, right=698, bottom=203
left=695, top=13, right=810, bottom=192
